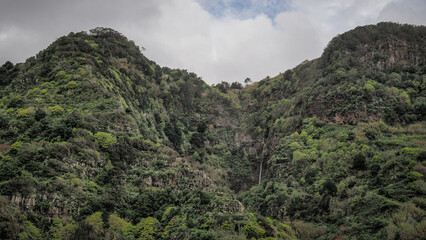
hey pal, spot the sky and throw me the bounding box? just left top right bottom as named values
left=0, top=0, right=425, bottom=84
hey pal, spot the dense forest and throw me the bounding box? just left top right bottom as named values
left=0, top=22, right=424, bottom=239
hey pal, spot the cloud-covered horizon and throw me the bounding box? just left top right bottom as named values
left=1, top=0, right=425, bottom=84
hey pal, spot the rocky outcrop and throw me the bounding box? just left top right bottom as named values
left=10, top=193, right=77, bottom=219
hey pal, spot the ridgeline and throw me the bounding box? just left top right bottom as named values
left=0, top=22, right=425, bottom=239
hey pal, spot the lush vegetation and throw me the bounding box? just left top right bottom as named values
left=0, top=23, right=425, bottom=239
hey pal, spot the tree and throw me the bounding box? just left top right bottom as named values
left=214, top=81, right=230, bottom=93
left=2, top=61, right=14, bottom=70
left=94, top=132, right=117, bottom=149
left=49, top=217, right=76, bottom=240
left=84, top=212, right=104, bottom=239
left=244, top=78, right=252, bottom=84
left=135, top=217, right=161, bottom=239
left=0, top=197, right=25, bottom=239
left=230, top=81, right=243, bottom=89
left=321, top=179, right=337, bottom=197
left=107, top=214, right=134, bottom=240
left=18, top=221, right=42, bottom=240
left=164, top=121, right=182, bottom=151
left=34, top=109, right=47, bottom=121
left=89, top=27, right=122, bottom=39
left=353, top=153, right=367, bottom=170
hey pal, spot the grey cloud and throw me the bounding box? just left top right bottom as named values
left=0, top=0, right=161, bottom=62
left=378, top=0, right=426, bottom=25
left=0, top=0, right=425, bottom=84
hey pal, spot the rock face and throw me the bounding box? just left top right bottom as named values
left=143, top=168, right=213, bottom=190
left=210, top=197, right=244, bottom=214
left=360, top=38, right=424, bottom=71
left=11, top=194, right=36, bottom=212
left=0, top=144, right=10, bottom=152
left=11, top=193, right=76, bottom=219
left=270, top=23, right=426, bottom=125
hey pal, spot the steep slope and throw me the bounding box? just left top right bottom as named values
left=0, top=28, right=290, bottom=239
left=249, top=23, right=424, bottom=127
left=239, top=22, right=426, bottom=239
left=0, top=22, right=425, bottom=240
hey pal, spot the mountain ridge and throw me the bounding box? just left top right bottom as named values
left=0, top=22, right=425, bottom=240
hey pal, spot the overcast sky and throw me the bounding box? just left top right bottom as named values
left=1, top=0, right=425, bottom=84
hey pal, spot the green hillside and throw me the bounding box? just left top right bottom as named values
left=0, top=23, right=425, bottom=239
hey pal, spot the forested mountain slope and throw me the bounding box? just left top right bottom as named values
left=0, top=22, right=424, bottom=239
left=0, top=28, right=270, bottom=240
left=239, top=22, right=426, bottom=239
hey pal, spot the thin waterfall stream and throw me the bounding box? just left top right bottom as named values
left=258, top=161, right=263, bottom=184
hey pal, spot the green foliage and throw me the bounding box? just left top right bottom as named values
left=399, top=91, right=411, bottom=104
left=242, top=118, right=425, bottom=238
left=9, top=141, right=23, bottom=154
left=18, top=221, right=42, bottom=240
left=322, top=179, right=337, bottom=197
left=84, top=212, right=104, bottom=238
left=0, top=23, right=424, bottom=240
left=49, top=217, right=76, bottom=240
left=292, top=221, right=327, bottom=240
left=407, top=171, right=423, bottom=182
left=365, top=83, right=375, bottom=92
left=402, top=147, right=424, bottom=157
left=16, top=108, right=30, bottom=119
left=0, top=196, right=25, bottom=240
left=386, top=203, right=425, bottom=240
left=276, top=222, right=297, bottom=239
left=48, top=105, right=64, bottom=115
left=189, top=229, right=218, bottom=240
left=65, top=81, right=78, bottom=89
left=135, top=216, right=161, bottom=240
left=34, top=109, right=46, bottom=121
left=94, top=132, right=117, bottom=149
left=244, top=220, right=267, bottom=239
left=353, top=153, right=367, bottom=170
left=162, top=216, right=187, bottom=239
left=107, top=214, right=134, bottom=240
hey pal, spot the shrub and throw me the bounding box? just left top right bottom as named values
left=16, top=108, right=30, bottom=118
left=162, top=216, right=187, bottom=239
left=305, top=169, right=318, bottom=184
left=9, top=141, right=23, bottom=154
left=402, top=147, right=424, bottom=157
left=322, top=179, right=337, bottom=197
left=26, top=88, right=40, bottom=97
left=353, top=153, right=367, bottom=170
left=365, top=83, right=375, bottom=92
left=65, top=81, right=78, bottom=89
left=107, top=214, right=134, bottom=240
left=189, top=229, right=217, bottom=240
left=243, top=220, right=267, bottom=239
left=135, top=217, right=161, bottom=239
left=407, top=171, right=423, bottom=182
left=18, top=221, right=42, bottom=240
left=387, top=203, right=425, bottom=240
left=94, top=132, right=117, bottom=149
left=84, top=212, right=104, bottom=238
left=399, top=91, right=411, bottom=104
left=34, top=108, right=47, bottom=121
left=49, top=217, right=77, bottom=240
left=48, top=105, right=64, bottom=115
left=293, top=221, right=327, bottom=240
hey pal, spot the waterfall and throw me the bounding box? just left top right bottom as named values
left=258, top=161, right=263, bottom=184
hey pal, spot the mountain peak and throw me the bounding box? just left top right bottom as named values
left=321, top=22, right=426, bottom=68
left=0, top=23, right=425, bottom=240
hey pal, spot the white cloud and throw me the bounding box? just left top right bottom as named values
left=378, top=0, right=426, bottom=25
left=0, top=0, right=425, bottom=84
